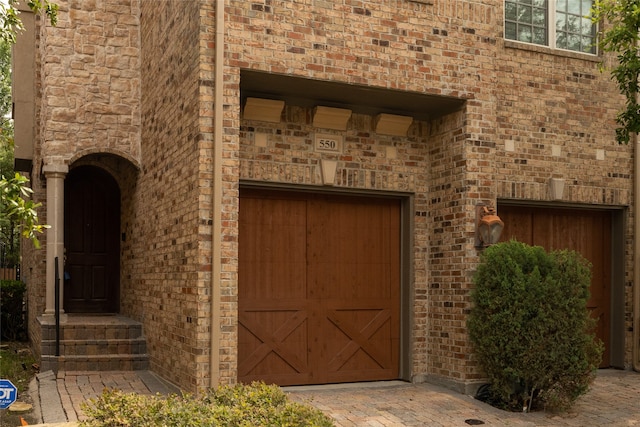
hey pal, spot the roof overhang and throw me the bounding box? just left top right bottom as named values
left=240, top=70, right=465, bottom=121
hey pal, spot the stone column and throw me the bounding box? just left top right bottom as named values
left=42, top=164, right=68, bottom=318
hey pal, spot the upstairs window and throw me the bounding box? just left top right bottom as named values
left=505, top=0, right=596, bottom=54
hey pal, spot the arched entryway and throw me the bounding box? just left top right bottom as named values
left=64, top=166, right=120, bottom=313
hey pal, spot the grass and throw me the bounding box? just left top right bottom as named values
left=0, top=341, right=39, bottom=427
left=0, top=342, right=37, bottom=392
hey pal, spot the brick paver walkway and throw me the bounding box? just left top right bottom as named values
left=59, top=372, right=149, bottom=422
left=36, top=368, right=640, bottom=426
left=43, top=371, right=178, bottom=423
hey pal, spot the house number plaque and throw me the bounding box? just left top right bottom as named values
left=315, top=134, right=343, bottom=153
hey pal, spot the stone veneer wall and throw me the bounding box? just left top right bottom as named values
left=23, top=0, right=142, bottom=354
left=38, top=0, right=141, bottom=162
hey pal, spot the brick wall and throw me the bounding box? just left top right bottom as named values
left=494, top=41, right=635, bottom=363
left=22, top=0, right=636, bottom=392
left=494, top=45, right=631, bottom=206
left=228, top=0, right=499, bottom=389
left=227, top=0, right=634, bottom=388
left=136, top=0, right=208, bottom=390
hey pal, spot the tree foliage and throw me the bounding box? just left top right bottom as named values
left=0, top=37, right=10, bottom=148
left=0, top=1, right=57, bottom=252
left=0, top=0, right=58, bottom=43
left=1, top=173, right=47, bottom=247
left=0, top=280, right=27, bottom=340
left=591, top=0, right=640, bottom=144
left=0, top=36, right=20, bottom=263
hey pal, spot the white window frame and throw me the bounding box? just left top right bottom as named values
left=505, top=0, right=597, bottom=55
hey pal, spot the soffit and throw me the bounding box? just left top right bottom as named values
left=240, top=70, right=465, bottom=121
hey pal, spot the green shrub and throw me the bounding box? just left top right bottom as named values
left=80, top=381, right=335, bottom=427
left=0, top=280, right=27, bottom=341
left=468, top=241, right=603, bottom=412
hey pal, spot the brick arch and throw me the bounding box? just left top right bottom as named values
left=69, top=148, right=141, bottom=172
left=68, top=151, right=140, bottom=193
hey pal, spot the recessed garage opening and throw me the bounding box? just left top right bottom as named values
left=498, top=204, right=625, bottom=369
left=238, top=188, right=402, bottom=386
left=240, top=70, right=465, bottom=121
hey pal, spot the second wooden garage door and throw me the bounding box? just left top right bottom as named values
left=498, top=205, right=611, bottom=367
left=238, top=189, right=400, bottom=386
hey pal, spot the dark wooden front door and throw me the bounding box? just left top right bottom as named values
left=239, top=189, right=400, bottom=386
left=498, top=205, right=611, bottom=367
left=64, top=166, right=120, bottom=313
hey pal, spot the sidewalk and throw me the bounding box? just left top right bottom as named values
left=27, top=368, right=640, bottom=426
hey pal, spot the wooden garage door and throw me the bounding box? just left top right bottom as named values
left=238, top=189, right=400, bottom=386
left=498, top=205, right=611, bottom=367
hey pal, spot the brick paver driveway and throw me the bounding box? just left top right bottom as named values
left=287, top=369, right=640, bottom=426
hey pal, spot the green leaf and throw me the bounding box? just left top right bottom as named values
left=591, top=0, right=640, bottom=143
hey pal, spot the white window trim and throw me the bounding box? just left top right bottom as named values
left=549, top=0, right=558, bottom=50
left=504, top=0, right=597, bottom=56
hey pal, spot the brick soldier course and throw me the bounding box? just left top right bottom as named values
left=14, top=0, right=638, bottom=394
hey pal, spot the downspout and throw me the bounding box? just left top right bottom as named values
left=210, top=0, right=224, bottom=387
left=634, top=32, right=640, bottom=372
left=634, top=130, right=640, bottom=371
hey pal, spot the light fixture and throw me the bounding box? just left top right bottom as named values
left=312, top=106, right=352, bottom=130
left=375, top=113, right=413, bottom=136
left=243, top=97, right=285, bottom=123
left=549, top=177, right=565, bottom=200
left=475, top=204, right=504, bottom=248
left=320, top=159, right=337, bottom=186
